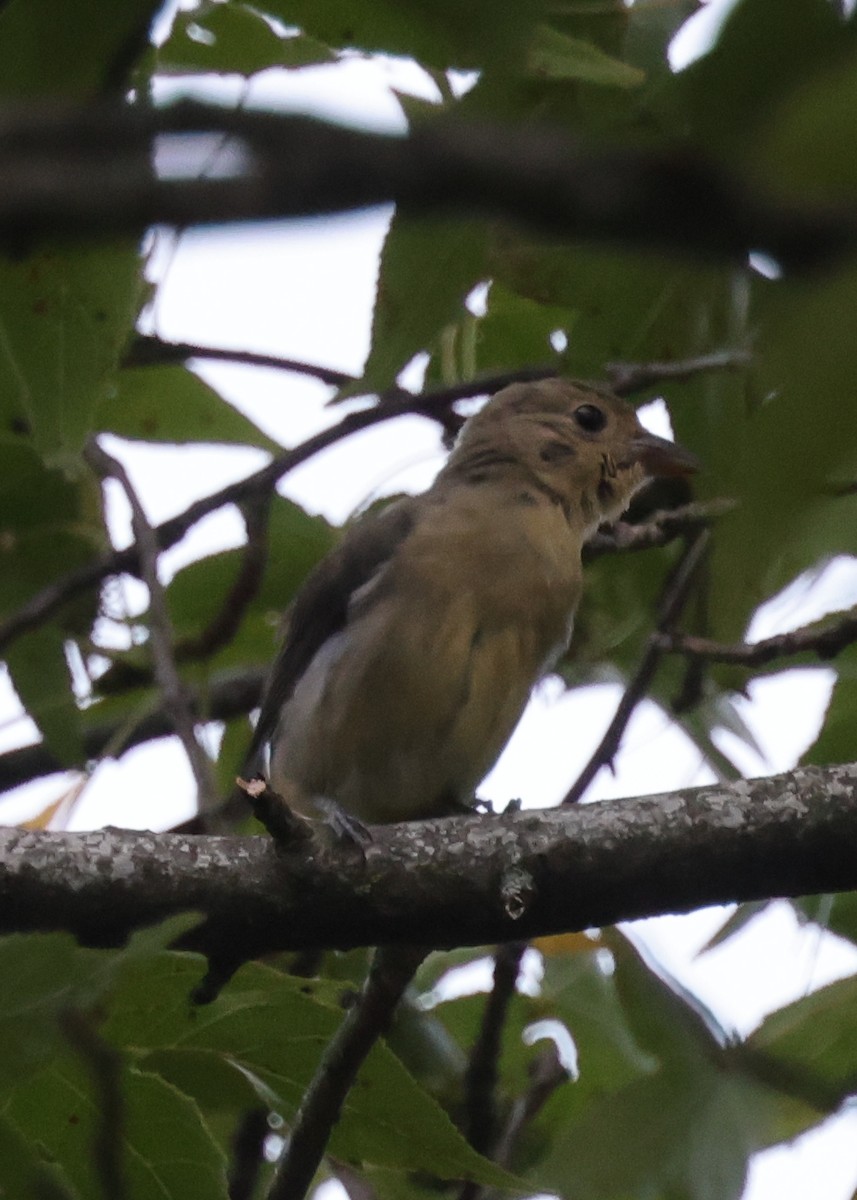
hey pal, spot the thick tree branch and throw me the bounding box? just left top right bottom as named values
left=0, top=101, right=851, bottom=271
left=2, top=762, right=857, bottom=963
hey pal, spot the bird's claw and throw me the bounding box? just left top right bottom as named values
left=314, top=797, right=373, bottom=850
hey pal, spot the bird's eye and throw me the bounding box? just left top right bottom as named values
left=574, top=404, right=607, bottom=433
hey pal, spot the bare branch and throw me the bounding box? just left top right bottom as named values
left=492, top=1042, right=570, bottom=1171
left=60, top=1009, right=127, bottom=1200
left=606, top=349, right=753, bottom=396
left=658, top=608, right=857, bottom=668
left=4, top=760, right=857, bottom=960
left=584, top=499, right=734, bottom=560
left=177, top=494, right=272, bottom=663
left=0, top=101, right=852, bottom=270
left=228, top=1109, right=271, bottom=1200
left=562, top=531, right=710, bottom=805
left=459, top=941, right=527, bottom=1200
left=268, top=945, right=427, bottom=1200
left=0, top=668, right=264, bottom=796
left=0, top=371, right=555, bottom=662
left=125, top=335, right=355, bottom=388
left=84, top=440, right=218, bottom=815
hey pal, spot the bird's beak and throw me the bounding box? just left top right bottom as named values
left=630, top=431, right=700, bottom=478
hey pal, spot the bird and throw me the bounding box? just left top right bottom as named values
left=245, top=377, right=697, bottom=829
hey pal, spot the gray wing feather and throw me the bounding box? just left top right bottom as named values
left=244, top=497, right=418, bottom=771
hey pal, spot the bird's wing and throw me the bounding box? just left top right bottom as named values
left=245, top=496, right=419, bottom=769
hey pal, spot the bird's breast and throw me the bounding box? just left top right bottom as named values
left=269, top=488, right=585, bottom=823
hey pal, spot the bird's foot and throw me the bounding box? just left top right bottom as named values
left=313, top=797, right=373, bottom=850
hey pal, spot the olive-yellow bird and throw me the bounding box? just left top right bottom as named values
left=247, top=378, right=696, bottom=826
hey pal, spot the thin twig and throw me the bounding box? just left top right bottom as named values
left=606, top=349, right=753, bottom=396
left=228, top=1108, right=271, bottom=1200
left=584, top=499, right=734, bottom=561
left=268, top=945, right=428, bottom=1200
left=463, top=943, right=526, bottom=1156
left=125, top=337, right=753, bottom=409
left=94, top=493, right=273, bottom=697
left=0, top=369, right=554, bottom=660
left=562, top=530, right=711, bottom=805
left=458, top=942, right=527, bottom=1200
left=657, top=608, right=857, bottom=667
left=60, top=1009, right=127, bottom=1200
left=0, top=353, right=737, bottom=667
left=177, top=492, right=272, bottom=661
left=492, top=1041, right=570, bottom=1170
left=84, top=439, right=219, bottom=815
left=125, top=335, right=355, bottom=388
left=0, top=669, right=264, bottom=796
left=237, top=778, right=314, bottom=849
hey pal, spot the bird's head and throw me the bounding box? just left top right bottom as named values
left=446, top=378, right=698, bottom=534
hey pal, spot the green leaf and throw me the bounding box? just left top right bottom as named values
left=534, top=1065, right=748, bottom=1200
left=796, top=892, right=857, bottom=947
left=525, top=934, right=821, bottom=1200
left=527, top=24, right=644, bottom=89
left=0, top=1111, right=80, bottom=1200
left=104, top=954, right=516, bottom=1187
left=0, top=0, right=161, bottom=97
left=141, top=1047, right=269, bottom=1113
left=540, top=948, right=656, bottom=1104
left=0, top=919, right=196, bottom=1098
left=624, top=0, right=699, bottom=78
left=259, top=0, right=546, bottom=71
left=4, top=626, right=84, bottom=765
left=678, top=0, right=850, bottom=157
left=749, top=975, right=857, bottom=1106
left=7, top=1058, right=228, bottom=1200
left=99, top=365, right=280, bottom=449
left=474, top=282, right=568, bottom=374
left=703, top=262, right=857, bottom=641
left=754, top=45, right=857, bottom=203
left=490, top=238, right=747, bottom=380
left=215, top=715, right=254, bottom=800
left=359, top=215, right=488, bottom=395
left=163, top=495, right=336, bottom=671
left=158, top=4, right=335, bottom=76
left=607, top=932, right=728, bottom=1064
left=0, top=440, right=105, bottom=613
left=0, top=934, right=108, bottom=1096
left=0, top=242, right=145, bottom=467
